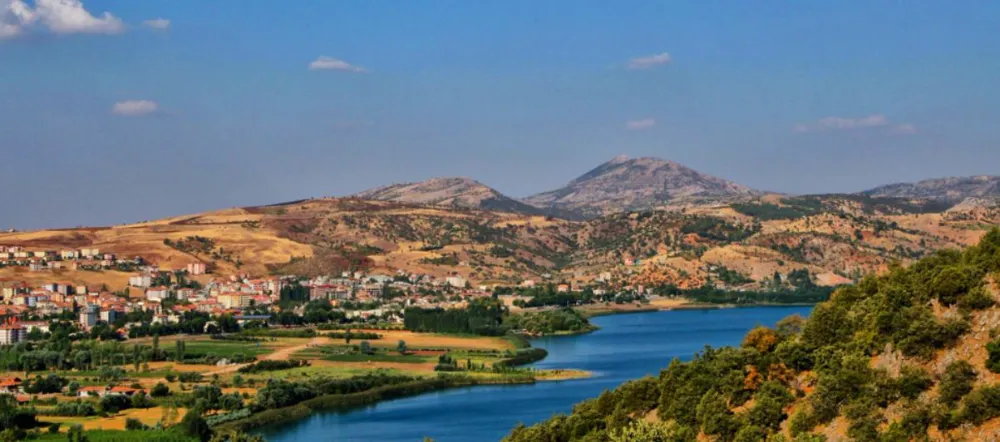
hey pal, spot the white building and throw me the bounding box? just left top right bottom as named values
left=146, top=286, right=169, bottom=302
left=79, top=304, right=99, bottom=329
left=445, top=276, right=467, bottom=288
left=129, top=274, right=152, bottom=288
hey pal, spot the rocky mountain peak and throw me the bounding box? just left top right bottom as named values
left=524, top=155, right=758, bottom=217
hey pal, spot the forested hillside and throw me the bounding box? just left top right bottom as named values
left=504, top=229, right=1000, bottom=442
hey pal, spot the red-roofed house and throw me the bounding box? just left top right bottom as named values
left=0, top=377, right=22, bottom=394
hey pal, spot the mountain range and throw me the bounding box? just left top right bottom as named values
left=863, top=175, right=1000, bottom=202
left=353, top=155, right=1000, bottom=218
left=2, top=155, right=999, bottom=294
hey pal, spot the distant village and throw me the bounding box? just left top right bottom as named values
left=0, top=244, right=624, bottom=347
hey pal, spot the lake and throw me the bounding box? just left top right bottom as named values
left=258, top=306, right=812, bottom=442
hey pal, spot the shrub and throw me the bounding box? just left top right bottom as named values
left=124, top=417, right=147, bottom=430
left=131, top=393, right=154, bottom=409
left=939, top=360, right=977, bottom=405
left=180, top=407, right=211, bottom=441
left=52, top=401, right=97, bottom=417
left=151, top=382, right=170, bottom=397
left=956, top=385, right=1000, bottom=425
left=179, top=372, right=203, bottom=383
left=237, top=359, right=309, bottom=374
left=734, top=425, right=767, bottom=442
left=99, top=394, right=132, bottom=414
left=895, top=365, right=933, bottom=399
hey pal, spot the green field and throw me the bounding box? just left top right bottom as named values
left=180, top=340, right=276, bottom=357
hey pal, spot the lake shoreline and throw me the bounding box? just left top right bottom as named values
left=576, top=299, right=818, bottom=318
left=237, top=333, right=591, bottom=435
left=257, top=306, right=815, bottom=442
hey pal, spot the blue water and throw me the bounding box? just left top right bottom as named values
left=258, top=306, right=812, bottom=442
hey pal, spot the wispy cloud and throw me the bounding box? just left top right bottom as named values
left=112, top=100, right=158, bottom=116
left=309, top=56, right=367, bottom=72
left=1, top=0, right=124, bottom=40
left=625, top=118, right=656, bottom=131
left=794, top=114, right=916, bottom=135
left=628, top=52, right=671, bottom=70
left=142, top=18, right=169, bottom=30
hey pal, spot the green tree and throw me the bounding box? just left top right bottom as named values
left=67, top=424, right=88, bottom=442
left=696, top=389, right=738, bottom=439
left=175, top=340, right=186, bottom=362
left=180, top=407, right=211, bottom=442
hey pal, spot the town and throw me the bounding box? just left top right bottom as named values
left=2, top=243, right=510, bottom=343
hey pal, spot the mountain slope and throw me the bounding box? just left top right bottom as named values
left=524, top=155, right=759, bottom=217
left=353, top=177, right=554, bottom=216
left=863, top=175, right=1000, bottom=202
left=505, top=229, right=1000, bottom=442
left=3, top=192, right=998, bottom=291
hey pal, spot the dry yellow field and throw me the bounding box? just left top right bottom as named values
left=358, top=329, right=513, bottom=350
left=42, top=407, right=189, bottom=431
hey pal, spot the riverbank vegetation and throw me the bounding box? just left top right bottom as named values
left=505, top=308, right=596, bottom=336
left=404, top=297, right=597, bottom=337
left=648, top=268, right=836, bottom=305
left=504, top=229, right=1000, bottom=441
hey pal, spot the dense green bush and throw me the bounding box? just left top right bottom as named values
left=178, top=372, right=203, bottom=383
left=237, top=359, right=309, bottom=374
left=50, top=401, right=97, bottom=417
left=504, top=308, right=594, bottom=335
left=404, top=297, right=506, bottom=336
left=99, top=394, right=133, bottom=413
left=494, top=348, right=548, bottom=368
left=895, top=365, right=933, bottom=400
left=939, top=360, right=977, bottom=405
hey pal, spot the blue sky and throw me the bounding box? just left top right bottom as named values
left=2, top=0, right=999, bottom=229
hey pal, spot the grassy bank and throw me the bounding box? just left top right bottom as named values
left=218, top=375, right=534, bottom=433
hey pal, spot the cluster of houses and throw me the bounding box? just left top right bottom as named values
left=0, top=258, right=507, bottom=345
left=0, top=243, right=634, bottom=348
left=0, top=245, right=139, bottom=272
left=0, top=376, right=146, bottom=403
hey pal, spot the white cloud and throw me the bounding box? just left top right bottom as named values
left=309, top=56, right=367, bottom=72
left=794, top=114, right=915, bottom=134
left=628, top=52, right=671, bottom=70
left=1, top=0, right=35, bottom=38
left=1, top=0, right=124, bottom=39
left=112, top=100, right=158, bottom=116
left=625, top=118, right=656, bottom=130
left=142, top=18, right=169, bottom=30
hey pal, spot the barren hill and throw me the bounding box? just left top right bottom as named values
left=353, top=177, right=560, bottom=217
left=524, top=155, right=759, bottom=217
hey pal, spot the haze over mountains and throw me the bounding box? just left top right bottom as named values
left=863, top=175, right=1000, bottom=202
left=354, top=155, right=1000, bottom=219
